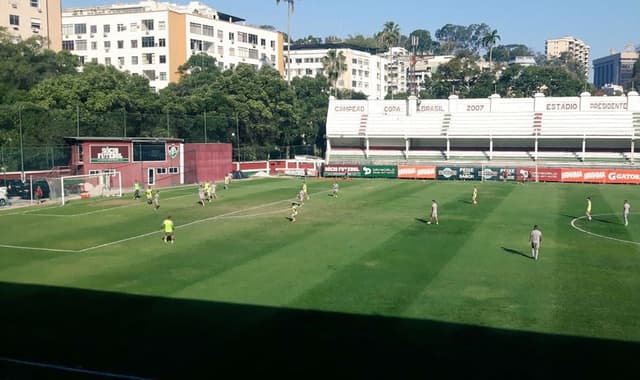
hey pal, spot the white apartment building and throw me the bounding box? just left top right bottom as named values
left=287, top=44, right=388, bottom=100
left=1, top=0, right=62, bottom=50
left=545, top=36, right=590, bottom=77
left=61, top=1, right=284, bottom=90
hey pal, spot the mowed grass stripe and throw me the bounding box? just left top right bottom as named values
left=283, top=181, right=514, bottom=316
left=168, top=179, right=404, bottom=304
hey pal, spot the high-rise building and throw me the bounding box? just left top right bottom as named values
left=287, top=43, right=388, bottom=100
left=593, top=46, right=639, bottom=89
left=545, top=36, right=590, bottom=77
left=1, top=0, right=62, bottom=51
left=61, top=1, right=284, bottom=90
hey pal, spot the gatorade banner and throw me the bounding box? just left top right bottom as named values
left=560, top=168, right=640, bottom=184
left=361, top=165, right=398, bottom=178
left=397, top=165, right=436, bottom=179
left=323, top=164, right=362, bottom=177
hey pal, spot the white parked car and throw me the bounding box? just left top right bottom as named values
left=0, top=186, right=8, bottom=206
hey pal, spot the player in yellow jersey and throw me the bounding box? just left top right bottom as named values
left=145, top=186, right=153, bottom=205
left=289, top=202, right=299, bottom=223
left=133, top=180, right=141, bottom=200
left=472, top=186, right=478, bottom=205
left=302, top=181, right=309, bottom=200
left=204, top=181, right=212, bottom=202
left=586, top=197, right=592, bottom=221
left=162, top=215, right=175, bottom=243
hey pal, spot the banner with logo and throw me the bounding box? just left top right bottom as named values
left=361, top=165, right=398, bottom=178
left=323, top=164, right=362, bottom=177
left=458, top=167, right=478, bottom=180
left=397, top=165, right=436, bottom=179
left=560, top=168, right=640, bottom=184
left=90, top=145, right=130, bottom=163
left=437, top=166, right=459, bottom=180
left=517, top=167, right=562, bottom=182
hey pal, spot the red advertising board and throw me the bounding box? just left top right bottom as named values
left=397, top=165, right=436, bottom=179
left=517, top=167, right=562, bottom=182
left=560, top=168, right=640, bottom=184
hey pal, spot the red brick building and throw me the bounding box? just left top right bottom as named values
left=65, top=137, right=231, bottom=189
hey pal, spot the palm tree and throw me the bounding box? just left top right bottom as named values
left=276, top=0, right=295, bottom=83
left=378, top=21, right=401, bottom=50
left=322, top=49, right=347, bottom=95
left=482, top=29, right=501, bottom=69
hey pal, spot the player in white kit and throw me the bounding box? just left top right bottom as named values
left=623, top=200, right=630, bottom=226
left=529, top=225, right=542, bottom=261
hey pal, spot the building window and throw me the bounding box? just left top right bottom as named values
left=190, top=22, right=202, bottom=34
left=158, top=21, right=165, bottom=31
left=142, top=53, right=154, bottom=64
left=271, top=55, right=276, bottom=65
left=260, top=38, right=266, bottom=47
left=217, top=46, right=223, bottom=56
left=91, top=41, right=97, bottom=50
left=203, top=41, right=213, bottom=52
left=9, top=15, right=20, bottom=27
left=76, top=40, right=87, bottom=51
left=229, top=48, right=235, bottom=56
left=141, top=19, right=154, bottom=31
left=142, top=70, right=156, bottom=81
left=117, top=24, right=126, bottom=32
left=31, top=19, right=41, bottom=33
left=117, top=57, right=125, bottom=66
left=159, top=72, right=167, bottom=81
left=169, top=167, right=179, bottom=174
left=295, top=58, right=302, bottom=63
left=142, top=36, right=155, bottom=48
left=305, top=68, right=313, bottom=75
left=131, top=56, right=138, bottom=65
left=270, top=40, right=275, bottom=49
left=104, top=57, right=111, bottom=65
left=190, top=39, right=203, bottom=51
left=249, top=49, right=258, bottom=59
left=156, top=168, right=167, bottom=174
left=104, top=41, right=111, bottom=48
left=228, top=32, right=234, bottom=41
left=91, top=57, right=98, bottom=63
left=203, top=25, right=214, bottom=36
left=159, top=55, right=166, bottom=64
left=238, top=47, right=249, bottom=58
left=62, top=40, right=74, bottom=50
left=90, top=25, right=97, bottom=34
left=131, top=39, right=138, bottom=48
left=248, top=34, right=258, bottom=45
left=62, top=24, right=73, bottom=35
left=117, top=40, right=124, bottom=49
left=158, top=38, right=166, bottom=47
left=30, top=0, right=39, bottom=7
left=103, top=24, right=110, bottom=33
left=238, top=32, right=247, bottom=43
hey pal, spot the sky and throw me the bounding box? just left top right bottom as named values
left=61, top=0, right=639, bottom=63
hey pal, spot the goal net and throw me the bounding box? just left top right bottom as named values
left=59, top=172, right=122, bottom=205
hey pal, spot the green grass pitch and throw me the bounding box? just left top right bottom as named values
left=1, top=177, right=639, bottom=378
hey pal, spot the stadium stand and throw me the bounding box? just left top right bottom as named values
left=326, top=92, right=640, bottom=165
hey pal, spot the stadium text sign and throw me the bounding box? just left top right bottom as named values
left=90, top=145, right=130, bottom=163
left=361, top=165, right=397, bottom=178
left=517, top=167, right=561, bottom=182
left=323, top=164, right=362, bottom=177
left=397, top=165, right=436, bottom=179
left=560, top=168, right=640, bottom=184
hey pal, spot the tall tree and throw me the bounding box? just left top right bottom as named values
left=405, top=29, right=438, bottom=53
left=482, top=29, right=500, bottom=68
left=276, top=0, right=295, bottom=83
left=321, top=49, right=347, bottom=95
left=378, top=21, right=401, bottom=50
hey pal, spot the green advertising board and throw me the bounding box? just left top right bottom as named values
left=360, top=165, right=398, bottom=178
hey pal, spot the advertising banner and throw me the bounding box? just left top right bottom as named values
left=560, top=168, right=640, bottom=184
left=361, top=165, right=398, bottom=178
left=437, top=166, right=459, bottom=180
left=604, top=169, right=640, bottom=184
left=517, top=167, right=562, bottom=182
left=323, top=164, right=362, bottom=177
left=458, top=167, right=478, bottom=180
left=480, top=167, right=518, bottom=181
left=397, top=165, right=436, bottom=179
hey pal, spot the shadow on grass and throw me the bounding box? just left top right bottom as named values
left=459, top=200, right=473, bottom=205
left=1, top=282, right=638, bottom=379
left=560, top=214, right=579, bottom=220
left=415, top=218, right=429, bottom=224
left=501, top=246, right=532, bottom=260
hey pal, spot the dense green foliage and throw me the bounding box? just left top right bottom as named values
left=0, top=178, right=639, bottom=377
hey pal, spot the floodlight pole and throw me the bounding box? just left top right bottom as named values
left=19, top=105, right=24, bottom=181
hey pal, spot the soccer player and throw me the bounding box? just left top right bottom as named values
left=198, top=184, right=206, bottom=206
left=204, top=181, right=212, bottom=202
left=472, top=186, right=478, bottom=205
left=133, top=180, right=141, bottom=200
left=427, top=200, right=439, bottom=225
left=302, top=181, right=309, bottom=200
left=586, top=197, right=592, bottom=221
left=297, top=188, right=306, bottom=204
left=332, top=181, right=339, bottom=197
left=289, top=202, right=299, bottom=223
left=224, top=174, right=230, bottom=190
left=623, top=200, right=631, bottom=226
left=153, top=190, right=160, bottom=211
left=145, top=186, right=153, bottom=205
left=529, top=225, right=542, bottom=260
left=211, top=182, right=217, bottom=200
left=162, top=215, right=175, bottom=243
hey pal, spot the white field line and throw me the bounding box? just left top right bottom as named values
left=570, top=212, right=640, bottom=246
left=0, top=192, right=195, bottom=218
left=0, top=355, right=153, bottom=380
left=0, top=243, right=77, bottom=253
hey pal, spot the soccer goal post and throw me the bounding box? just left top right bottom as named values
left=60, top=171, right=122, bottom=205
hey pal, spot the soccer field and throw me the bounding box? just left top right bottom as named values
left=1, top=177, right=639, bottom=378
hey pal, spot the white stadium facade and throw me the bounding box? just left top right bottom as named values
left=325, top=92, right=640, bottom=166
